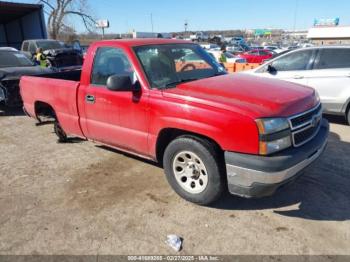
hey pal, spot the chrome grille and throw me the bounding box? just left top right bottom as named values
left=288, top=103, right=322, bottom=147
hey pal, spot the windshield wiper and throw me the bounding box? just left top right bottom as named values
left=210, top=71, right=227, bottom=78
left=164, top=78, right=199, bottom=88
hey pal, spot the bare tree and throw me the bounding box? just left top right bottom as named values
left=40, top=0, right=96, bottom=39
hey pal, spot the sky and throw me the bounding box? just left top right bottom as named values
left=12, top=0, right=350, bottom=33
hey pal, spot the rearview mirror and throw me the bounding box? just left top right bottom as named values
left=107, top=75, right=136, bottom=92
left=267, top=64, right=277, bottom=75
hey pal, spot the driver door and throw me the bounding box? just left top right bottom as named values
left=79, top=46, right=149, bottom=154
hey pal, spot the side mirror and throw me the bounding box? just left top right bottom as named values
left=267, top=64, right=277, bottom=75
left=107, top=74, right=137, bottom=92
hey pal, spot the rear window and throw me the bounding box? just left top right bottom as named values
left=0, top=51, right=34, bottom=68
left=315, top=48, right=350, bottom=69
left=22, top=42, right=29, bottom=51
left=36, top=41, right=64, bottom=51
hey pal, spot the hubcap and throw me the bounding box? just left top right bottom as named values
left=172, top=151, right=208, bottom=194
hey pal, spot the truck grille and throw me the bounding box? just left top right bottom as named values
left=288, top=103, right=322, bottom=147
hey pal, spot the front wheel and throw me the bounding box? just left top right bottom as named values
left=163, top=137, right=225, bottom=205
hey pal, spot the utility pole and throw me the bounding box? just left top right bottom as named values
left=150, top=13, right=154, bottom=33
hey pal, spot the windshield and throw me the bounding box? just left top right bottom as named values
left=134, top=44, right=226, bottom=89
left=36, top=40, right=64, bottom=50
left=0, top=51, right=34, bottom=68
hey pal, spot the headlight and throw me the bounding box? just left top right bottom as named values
left=315, top=91, right=320, bottom=103
left=256, top=118, right=289, bottom=135
left=256, top=118, right=291, bottom=155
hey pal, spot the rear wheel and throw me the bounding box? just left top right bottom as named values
left=163, top=136, right=225, bottom=205
left=54, top=121, right=68, bottom=143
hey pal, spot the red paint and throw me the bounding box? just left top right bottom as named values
left=238, top=49, right=273, bottom=63
left=20, top=39, right=318, bottom=159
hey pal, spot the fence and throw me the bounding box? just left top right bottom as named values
left=223, top=62, right=261, bottom=73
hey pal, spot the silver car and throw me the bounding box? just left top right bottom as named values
left=243, top=46, right=350, bottom=125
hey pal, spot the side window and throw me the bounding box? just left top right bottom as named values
left=22, top=42, right=29, bottom=51
left=28, top=42, right=36, bottom=54
left=270, top=50, right=313, bottom=71
left=91, top=47, right=133, bottom=86
left=315, top=48, right=350, bottom=69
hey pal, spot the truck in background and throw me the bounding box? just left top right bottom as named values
left=190, top=32, right=209, bottom=42
left=0, top=1, right=47, bottom=50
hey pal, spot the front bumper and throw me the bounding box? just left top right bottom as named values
left=225, top=119, right=329, bottom=198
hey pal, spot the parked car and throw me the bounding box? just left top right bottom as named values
left=229, top=37, right=246, bottom=45
left=238, top=49, right=273, bottom=63
left=0, top=47, right=18, bottom=51
left=21, top=39, right=83, bottom=71
left=227, top=43, right=251, bottom=53
left=20, top=39, right=329, bottom=205
left=226, top=44, right=245, bottom=54
left=200, top=44, right=220, bottom=51
left=263, top=45, right=279, bottom=51
left=271, top=49, right=292, bottom=58
left=190, top=32, right=209, bottom=42
left=272, top=48, right=289, bottom=54
left=207, top=50, right=247, bottom=63
left=242, top=46, right=350, bottom=125
left=0, top=48, right=52, bottom=107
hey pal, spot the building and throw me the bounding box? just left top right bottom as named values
left=0, top=1, right=47, bottom=49
left=307, top=26, right=350, bottom=45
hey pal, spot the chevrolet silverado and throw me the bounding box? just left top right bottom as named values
left=20, top=39, right=329, bottom=205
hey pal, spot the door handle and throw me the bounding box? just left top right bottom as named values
left=293, top=75, right=304, bottom=79
left=85, top=94, right=95, bottom=104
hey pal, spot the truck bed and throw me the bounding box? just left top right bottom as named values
left=20, top=69, right=84, bottom=137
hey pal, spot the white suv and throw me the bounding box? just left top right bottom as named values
left=243, top=46, right=350, bottom=124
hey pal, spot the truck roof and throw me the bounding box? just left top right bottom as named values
left=90, top=38, right=192, bottom=47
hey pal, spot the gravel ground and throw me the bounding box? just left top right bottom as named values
left=0, top=107, right=349, bottom=255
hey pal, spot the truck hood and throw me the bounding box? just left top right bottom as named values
left=162, top=74, right=318, bottom=118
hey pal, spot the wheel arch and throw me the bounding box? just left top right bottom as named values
left=34, top=101, right=57, bottom=120
left=155, top=127, right=223, bottom=166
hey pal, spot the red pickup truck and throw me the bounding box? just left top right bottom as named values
left=20, top=39, right=329, bottom=205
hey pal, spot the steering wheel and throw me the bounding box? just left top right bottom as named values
left=180, top=63, right=197, bottom=72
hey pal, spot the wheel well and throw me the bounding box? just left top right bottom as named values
left=346, top=100, right=350, bottom=116
left=34, top=101, right=56, bottom=120
left=156, top=128, right=222, bottom=165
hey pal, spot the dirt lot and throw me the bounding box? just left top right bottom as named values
left=0, top=107, right=349, bottom=255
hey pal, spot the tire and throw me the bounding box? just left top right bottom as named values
left=163, top=136, right=225, bottom=205
left=54, top=121, right=68, bottom=143
left=347, top=109, right=350, bottom=126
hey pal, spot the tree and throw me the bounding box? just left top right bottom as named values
left=40, top=0, right=96, bottom=39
